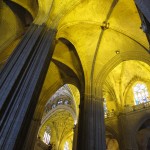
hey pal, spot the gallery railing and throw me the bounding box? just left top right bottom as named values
left=104, top=101, right=150, bottom=118
left=123, top=101, right=150, bottom=113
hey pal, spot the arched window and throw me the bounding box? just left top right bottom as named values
left=133, top=83, right=149, bottom=105
left=43, top=126, right=51, bottom=145
left=43, top=131, right=51, bottom=145
left=58, top=99, right=63, bottom=105
left=64, top=100, right=69, bottom=105
left=52, top=103, right=56, bottom=109
left=64, top=141, right=69, bottom=150
left=103, top=98, right=107, bottom=117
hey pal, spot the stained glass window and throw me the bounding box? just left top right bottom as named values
left=133, top=83, right=149, bottom=105
left=58, top=99, right=63, bottom=105
left=52, top=103, right=56, bottom=109
left=43, top=126, right=51, bottom=145
left=64, top=100, right=69, bottom=105
left=64, top=141, right=69, bottom=150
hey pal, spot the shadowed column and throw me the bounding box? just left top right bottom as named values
left=77, top=93, right=106, bottom=150
left=0, top=24, right=56, bottom=150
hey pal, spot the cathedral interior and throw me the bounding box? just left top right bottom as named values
left=0, top=0, right=150, bottom=150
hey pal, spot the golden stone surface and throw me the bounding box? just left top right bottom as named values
left=1, top=0, right=150, bottom=147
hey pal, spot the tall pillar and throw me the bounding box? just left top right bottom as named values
left=134, top=0, right=150, bottom=23
left=77, top=93, right=106, bottom=150
left=0, top=24, right=56, bottom=150
left=23, top=119, right=41, bottom=150
left=118, top=114, right=138, bottom=150
left=134, top=0, right=150, bottom=44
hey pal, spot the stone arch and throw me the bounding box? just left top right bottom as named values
left=105, top=126, right=120, bottom=150
left=57, top=37, right=85, bottom=88
left=135, top=117, right=150, bottom=133
left=34, top=37, right=84, bottom=120
left=4, top=0, right=33, bottom=27
left=38, top=106, right=75, bottom=150
left=37, top=83, right=80, bottom=150
left=34, top=80, right=63, bottom=119
left=95, top=50, right=150, bottom=98
left=136, top=119, right=150, bottom=150
left=52, top=59, right=81, bottom=88
left=105, top=126, right=120, bottom=143
left=55, top=36, right=86, bottom=90
left=41, top=106, right=77, bottom=126
left=52, top=37, right=85, bottom=96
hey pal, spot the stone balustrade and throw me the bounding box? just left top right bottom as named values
left=123, top=101, right=150, bottom=113
left=104, top=101, right=150, bottom=118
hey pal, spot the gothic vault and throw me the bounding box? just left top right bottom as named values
left=0, top=0, right=150, bottom=150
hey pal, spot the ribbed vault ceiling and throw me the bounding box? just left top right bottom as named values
left=0, top=1, right=150, bottom=145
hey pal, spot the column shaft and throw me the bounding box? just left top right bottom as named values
left=23, top=119, right=41, bottom=150
left=134, top=0, right=150, bottom=23
left=77, top=94, right=106, bottom=150
left=0, top=24, right=56, bottom=150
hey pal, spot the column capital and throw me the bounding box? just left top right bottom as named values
left=82, top=93, right=104, bottom=102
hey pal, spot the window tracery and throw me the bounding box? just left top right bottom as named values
left=64, top=100, right=69, bottom=105
left=133, top=83, right=149, bottom=105
left=58, top=99, right=63, bottom=105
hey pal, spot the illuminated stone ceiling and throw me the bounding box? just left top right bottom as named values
left=37, top=84, right=79, bottom=148
left=103, top=60, right=150, bottom=111
left=38, top=110, right=74, bottom=150
left=0, top=0, right=150, bottom=141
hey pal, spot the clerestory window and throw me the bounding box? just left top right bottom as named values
left=133, top=83, right=149, bottom=105
left=43, top=127, right=51, bottom=145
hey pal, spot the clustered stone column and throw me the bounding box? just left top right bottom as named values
left=23, top=119, right=41, bottom=150
left=77, top=93, right=106, bottom=150
left=0, top=24, right=56, bottom=150
left=134, top=0, right=150, bottom=23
